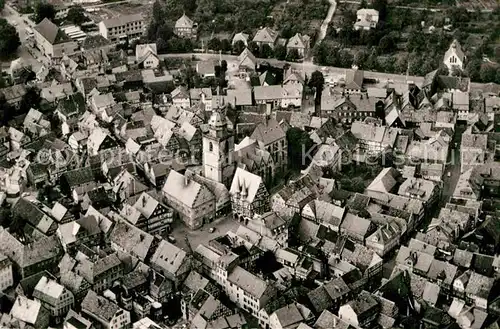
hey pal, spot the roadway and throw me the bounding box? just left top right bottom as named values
left=338, top=0, right=494, bottom=12
left=1, top=4, right=47, bottom=72
left=316, top=0, right=338, bottom=46
left=157, top=52, right=425, bottom=86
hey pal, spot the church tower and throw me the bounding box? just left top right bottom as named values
left=203, top=108, right=235, bottom=187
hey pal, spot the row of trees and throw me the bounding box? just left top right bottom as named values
left=0, top=18, right=20, bottom=59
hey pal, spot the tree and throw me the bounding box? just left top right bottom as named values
left=394, top=54, right=408, bottom=74
left=152, top=0, right=165, bottom=23
left=287, top=127, right=314, bottom=170
left=480, top=64, right=497, bottom=83
left=19, top=86, right=41, bottom=113
left=496, top=68, right=500, bottom=84
left=436, top=65, right=449, bottom=76
left=261, top=44, right=273, bottom=58
left=248, top=41, right=260, bottom=57
left=372, top=0, right=388, bottom=21
left=0, top=0, right=5, bottom=11
left=359, top=0, right=367, bottom=9
left=337, top=50, right=354, bottom=68
left=309, top=70, right=324, bottom=111
left=156, top=37, right=167, bottom=52
left=378, top=35, right=395, bottom=54
left=220, top=39, right=231, bottom=52
left=233, top=40, right=245, bottom=55
left=0, top=93, right=14, bottom=125
left=0, top=18, right=21, bottom=59
left=465, top=59, right=482, bottom=82
left=286, top=48, right=300, bottom=62
left=354, top=49, right=368, bottom=68
left=208, top=37, right=221, bottom=51
left=221, top=60, right=227, bottom=73
left=34, top=2, right=56, bottom=23
left=66, top=6, right=86, bottom=25
left=274, top=44, right=287, bottom=60
left=451, top=67, right=464, bottom=77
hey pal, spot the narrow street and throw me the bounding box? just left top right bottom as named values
left=1, top=4, right=46, bottom=72
left=440, top=124, right=466, bottom=206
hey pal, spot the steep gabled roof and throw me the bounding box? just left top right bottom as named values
left=175, top=14, right=195, bottom=29
left=34, top=18, right=69, bottom=45
left=253, top=27, right=278, bottom=44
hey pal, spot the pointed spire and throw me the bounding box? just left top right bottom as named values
left=240, top=181, right=247, bottom=198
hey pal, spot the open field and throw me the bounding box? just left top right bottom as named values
left=87, top=1, right=153, bottom=23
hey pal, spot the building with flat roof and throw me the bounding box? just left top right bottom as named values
left=99, top=14, right=145, bottom=42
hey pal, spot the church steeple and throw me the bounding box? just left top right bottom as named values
left=202, top=107, right=235, bottom=187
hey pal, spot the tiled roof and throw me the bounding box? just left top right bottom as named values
left=228, top=266, right=270, bottom=299
left=81, top=290, right=122, bottom=322
left=150, top=240, right=187, bottom=278
left=34, top=18, right=69, bottom=45
left=101, top=13, right=143, bottom=28
left=109, top=220, right=154, bottom=261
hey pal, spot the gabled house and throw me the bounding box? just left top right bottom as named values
left=131, top=192, right=174, bottom=235
left=60, top=167, right=98, bottom=202
left=338, top=290, right=380, bottom=327
left=286, top=33, right=310, bottom=57
left=23, top=108, right=50, bottom=137
left=55, top=93, right=86, bottom=136
left=74, top=252, right=123, bottom=293
left=150, top=240, right=190, bottom=287
left=11, top=198, right=58, bottom=236
left=0, top=228, right=63, bottom=278
left=190, top=87, right=213, bottom=111
left=81, top=290, right=130, bottom=329
left=344, top=69, right=364, bottom=94
left=174, top=14, right=197, bottom=38
left=251, top=119, right=287, bottom=173
left=9, top=296, right=50, bottom=329
left=135, top=43, right=159, bottom=69
left=254, top=84, right=303, bottom=110
left=172, top=86, right=191, bottom=108
left=109, top=220, right=154, bottom=262
left=253, top=27, right=278, bottom=49
left=230, top=167, right=271, bottom=221
left=354, top=9, right=379, bottom=30
left=33, top=276, right=74, bottom=323
left=162, top=170, right=216, bottom=230
left=238, top=48, right=258, bottom=77
left=444, top=39, right=466, bottom=72
left=232, top=32, right=249, bottom=46
left=90, top=93, right=116, bottom=122
left=33, top=18, right=78, bottom=58
left=87, top=128, right=119, bottom=156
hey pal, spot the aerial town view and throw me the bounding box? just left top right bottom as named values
left=1, top=0, right=500, bottom=328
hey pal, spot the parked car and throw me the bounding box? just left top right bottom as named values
left=167, top=235, right=176, bottom=243
left=209, top=227, right=216, bottom=233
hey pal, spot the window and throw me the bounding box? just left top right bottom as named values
left=209, top=142, right=213, bottom=152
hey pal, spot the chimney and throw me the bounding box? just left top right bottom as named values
left=185, top=172, right=191, bottom=185
left=142, top=196, right=147, bottom=208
